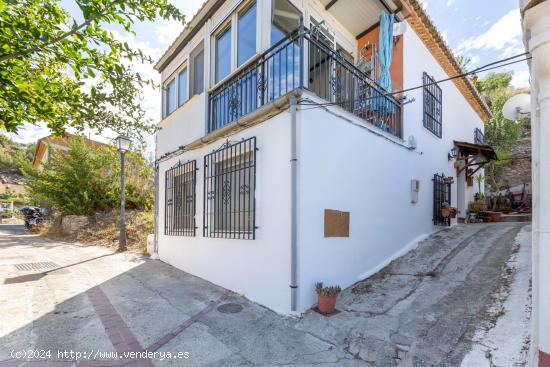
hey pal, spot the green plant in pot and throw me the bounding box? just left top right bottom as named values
left=315, top=282, right=341, bottom=315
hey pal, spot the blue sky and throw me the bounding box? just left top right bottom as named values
left=5, top=0, right=528, bottom=148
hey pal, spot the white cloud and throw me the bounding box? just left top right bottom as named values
left=155, top=19, right=185, bottom=46
left=4, top=123, right=51, bottom=144
left=419, top=0, right=429, bottom=10
left=511, top=70, right=531, bottom=88
left=441, top=30, right=449, bottom=43
left=456, top=9, right=522, bottom=57
left=446, top=0, right=455, bottom=7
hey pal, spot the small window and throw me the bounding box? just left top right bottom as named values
left=238, top=3, right=257, bottom=66
left=271, top=0, right=301, bottom=45
left=165, top=160, right=197, bottom=236
left=178, top=69, right=188, bottom=106
left=423, top=72, right=442, bottom=138
left=204, top=137, right=257, bottom=239
left=215, top=27, right=232, bottom=83
left=192, top=48, right=204, bottom=95
left=165, top=79, right=176, bottom=116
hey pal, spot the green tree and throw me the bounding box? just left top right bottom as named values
left=476, top=72, right=525, bottom=192
left=0, top=0, right=184, bottom=138
left=0, top=134, right=35, bottom=174
left=21, top=136, right=153, bottom=215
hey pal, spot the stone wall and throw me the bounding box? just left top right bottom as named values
left=494, top=122, right=532, bottom=189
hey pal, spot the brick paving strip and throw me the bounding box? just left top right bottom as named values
left=145, top=293, right=229, bottom=352
left=0, top=286, right=228, bottom=367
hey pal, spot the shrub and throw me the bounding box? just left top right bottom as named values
left=21, top=136, right=153, bottom=215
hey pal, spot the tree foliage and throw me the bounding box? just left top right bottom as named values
left=476, top=72, right=524, bottom=153
left=0, top=0, right=184, bottom=138
left=0, top=134, right=35, bottom=174
left=476, top=72, right=527, bottom=191
left=21, top=137, right=153, bottom=215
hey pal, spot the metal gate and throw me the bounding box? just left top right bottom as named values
left=433, top=173, right=451, bottom=226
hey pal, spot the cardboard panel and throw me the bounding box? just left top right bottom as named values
left=324, top=209, right=350, bottom=237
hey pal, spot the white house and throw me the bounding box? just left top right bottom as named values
left=153, top=0, right=494, bottom=314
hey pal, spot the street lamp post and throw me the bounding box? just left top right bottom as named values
left=115, top=134, right=131, bottom=252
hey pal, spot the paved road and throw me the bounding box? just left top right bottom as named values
left=0, top=224, right=25, bottom=235
left=0, top=223, right=531, bottom=366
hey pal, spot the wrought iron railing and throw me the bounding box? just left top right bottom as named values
left=474, top=127, right=484, bottom=144
left=433, top=173, right=451, bottom=226
left=208, top=26, right=403, bottom=138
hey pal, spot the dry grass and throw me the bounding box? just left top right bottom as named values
left=40, top=210, right=153, bottom=255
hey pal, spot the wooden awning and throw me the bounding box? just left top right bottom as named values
left=454, top=140, right=498, bottom=179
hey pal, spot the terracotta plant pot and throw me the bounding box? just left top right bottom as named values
left=441, top=208, right=451, bottom=218
left=317, top=294, right=338, bottom=315
left=450, top=208, right=457, bottom=218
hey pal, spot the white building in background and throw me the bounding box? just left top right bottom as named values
left=520, top=1, right=550, bottom=366
left=153, top=0, right=494, bottom=314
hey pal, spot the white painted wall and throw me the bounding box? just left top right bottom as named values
left=294, top=25, right=485, bottom=310
left=157, top=112, right=293, bottom=314
left=521, top=2, right=550, bottom=364
left=157, top=94, right=206, bottom=156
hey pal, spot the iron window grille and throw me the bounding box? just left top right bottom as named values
left=203, top=137, right=257, bottom=239
left=433, top=173, right=451, bottom=226
left=423, top=72, right=443, bottom=138
left=474, top=127, right=484, bottom=144
left=165, top=160, right=197, bottom=236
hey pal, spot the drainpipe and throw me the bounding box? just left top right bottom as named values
left=290, top=16, right=305, bottom=313
left=290, top=95, right=298, bottom=312
left=152, top=136, right=160, bottom=260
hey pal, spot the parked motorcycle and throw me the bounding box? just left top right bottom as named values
left=20, top=206, right=45, bottom=230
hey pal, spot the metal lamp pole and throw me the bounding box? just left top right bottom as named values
left=115, top=135, right=131, bottom=252
left=119, top=150, right=127, bottom=251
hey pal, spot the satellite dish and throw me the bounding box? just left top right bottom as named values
left=503, top=93, right=531, bottom=121
left=393, top=22, right=407, bottom=36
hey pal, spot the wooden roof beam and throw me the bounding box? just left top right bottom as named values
left=325, top=0, right=339, bottom=11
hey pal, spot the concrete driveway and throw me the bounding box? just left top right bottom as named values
left=0, top=223, right=531, bottom=367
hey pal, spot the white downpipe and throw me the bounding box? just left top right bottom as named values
left=290, top=95, right=299, bottom=311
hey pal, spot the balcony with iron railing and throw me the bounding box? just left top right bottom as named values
left=208, top=24, right=403, bottom=139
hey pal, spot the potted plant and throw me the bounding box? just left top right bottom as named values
left=315, top=282, right=341, bottom=315
left=449, top=207, right=458, bottom=218
left=443, top=176, right=454, bottom=185
left=441, top=202, right=451, bottom=218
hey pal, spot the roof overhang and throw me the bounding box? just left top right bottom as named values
left=454, top=140, right=497, bottom=179
left=155, top=0, right=226, bottom=72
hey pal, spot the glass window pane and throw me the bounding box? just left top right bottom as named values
left=178, top=69, right=188, bottom=105
left=271, top=0, right=301, bottom=46
left=193, top=50, right=204, bottom=95
left=166, top=80, right=176, bottom=115
left=238, top=3, right=256, bottom=66
left=215, top=28, right=232, bottom=83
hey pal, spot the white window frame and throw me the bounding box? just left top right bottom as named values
left=210, top=0, right=259, bottom=89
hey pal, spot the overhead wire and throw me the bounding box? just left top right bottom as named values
left=298, top=52, right=531, bottom=110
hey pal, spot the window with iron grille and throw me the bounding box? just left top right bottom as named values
left=423, top=72, right=442, bottom=138
left=165, top=160, right=197, bottom=236
left=433, top=173, right=451, bottom=226
left=203, top=137, right=257, bottom=239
